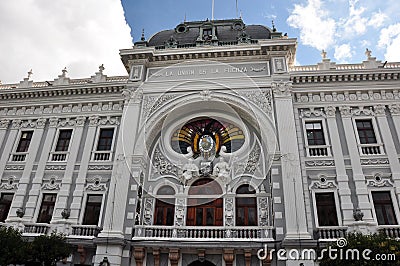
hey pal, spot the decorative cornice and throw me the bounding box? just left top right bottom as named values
left=291, top=71, right=400, bottom=84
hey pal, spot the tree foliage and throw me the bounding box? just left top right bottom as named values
left=0, top=227, right=73, bottom=266
left=319, top=232, right=400, bottom=266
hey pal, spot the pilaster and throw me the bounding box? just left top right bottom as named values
left=0, top=119, right=10, bottom=150
left=25, top=117, right=59, bottom=220
left=272, top=81, right=311, bottom=240
left=52, top=116, right=86, bottom=222
left=324, top=106, right=354, bottom=224
left=8, top=118, right=47, bottom=221
left=0, top=120, right=20, bottom=181
left=339, top=106, right=374, bottom=223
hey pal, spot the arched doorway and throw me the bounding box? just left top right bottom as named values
left=187, top=178, right=223, bottom=226
left=188, top=260, right=216, bottom=266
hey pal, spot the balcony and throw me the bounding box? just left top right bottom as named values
left=133, top=225, right=275, bottom=241
left=306, top=145, right=331, bottom=157
left=49, top=151, right=69, bottom=162
left=359, top=143, right=383, bottom=155
left=23, top=223, right=50, bottom=235
left=378, top=225, right=400, bottom=239
left=92, top=151, right=112, bottom=161
left=10, top=152, right=28, bottom=162
left=70, top=225, right=102, bottom=238
left=314, top=226, right=348, bottom=241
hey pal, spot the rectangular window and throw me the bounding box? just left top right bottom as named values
left=96, top=128, right=114, bottom=151
left=55, top=129, right=73, bottom=151
left=37, top=194, right=57, bottom=223
left=356, top=119, right=377, bottom=144
left=305, top=121, right=326, bottom=145
left=154, top=199, right=174, bottom=226
left=372, top=191, right=397, bottom=225
left=82, top=195, right=103, bottom=225
left=315, top=192, right=338, bottom=226
left=203, top=28, right=212, bottom=40
left=16, top=131, right=33, bottom=152
left=0, top=193, right=14, bottom=222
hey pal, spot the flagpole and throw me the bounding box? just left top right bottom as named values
left=236, top=0, right=238, bottom=18
left=212, top=0, right=214, bottom=21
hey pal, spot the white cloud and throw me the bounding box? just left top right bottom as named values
left=287, top=0, right=336, bottom=51
left=378, top=23, right=400, bottom=61
left=367, top=12, right=388, bottom=28
left=334, top=44, right=353, bottom=62
left=0, top=0, right=133, bottom=84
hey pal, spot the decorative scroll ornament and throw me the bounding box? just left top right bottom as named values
left=324, top=106, right=336, bottom=118
left=175, top=199, right=185, bottom=226
left=300, top=108, right=326, bottom=118
left=0, top=176, right=18, bottom=190
left=0, top=119, right=10, bottom=129
left=122, top=88, right=143, bottom=104
left=142, top=94, right=177, bottom=120
left=389, top=104, right=400, bottom=115
left=351, top=106, right=374, bottom=116
left=309, top=175, right=338, bottom=190
left=238, top=89, right=272, bottom=114
left=224, top=197, right=234, bottom=226
left=42, top=175, right=61, bottom=190
left=373, top=105, right=386, bottom=116
left=271, top=81, right=292, bottom=97
left=152, top=148, right=178, bottom=176
left=85, top=176, right=107, bottom=191
left=143, top=198, right=154, bottom=225
left=366, top=173, right=393, bottom=187
left=258, top=197, right=269, bottom=226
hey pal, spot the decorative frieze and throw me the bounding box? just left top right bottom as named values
left=258, top=197, right=269, bottom=226
left=142, top=94, right=178, bottom=120
left=45, top=165, right=66, bottom=170
left=152, top=148, right=178, bottom=177
left=305, top=160, right=335, bottom=167
left=42, top=175, right=61, bottom=190
left=299, top=107, right=325, bottom=118
left=309, top=175, right=338, bottom=189
left=85, top=176, right=108, bottom=191
left=224, top=197, right=234, bottom=226
left=324, top=106, right=336, bottom=117
left=0, top=176, right=18, bottom=190
left=0, top=119, right=10, bottom=129
left=389, top=103, right=400, bottom=115
left=237, top=89, right=272, bottom=114
left=366, top=173, right=393, bottom=187
left=374, top=105, right=386, bottom=116
left=360, top=158, right=389, bottom=165
left=143, top=198, right=154, bottom=225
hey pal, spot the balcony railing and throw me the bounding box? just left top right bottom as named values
left=314, top=226, right=348, bottom=241
left=378, top=225, right=400, bottom=239
left=92, top=151, right=112, bottom=161
left=70, top=225, right=102, bottom=237
left=359, top=143, right=383, bottom=155
left=133, top=225, right=275, bottom=241
left=306, top=145, right=331, bottom=157
left=49, top=151, right=69, bottom=162
left=10, top=152, right=28, bottom=162
left=23, top=223, right=50, bottom=235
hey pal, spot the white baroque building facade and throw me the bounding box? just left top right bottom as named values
left=1, top=18, right=400, bottom=266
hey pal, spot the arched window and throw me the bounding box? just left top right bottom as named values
left=187, top=178, right=223, bottom=226
left=154, top=186, right=175, bottom=226
left=236, top=184, right=257, bottom=226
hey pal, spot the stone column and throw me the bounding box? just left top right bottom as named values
left=324, top=106, right=354, bottom=224
left=8, top=118, right=47, bottom=221
left=339, top=106, right=374, bottom=222
left=69, top=115, right=100, bottom=223
left=272, top=81, right=311, bottom=240
left=375, top=105, right=400, bottom=203
left=25, top=117, right=59, bottom=220
left=52, top=116, right=86, bottom=222
left=223, top=249, right=234, bottom=266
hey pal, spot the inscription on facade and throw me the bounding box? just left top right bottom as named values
left=147, top=62, right=270, bottom=82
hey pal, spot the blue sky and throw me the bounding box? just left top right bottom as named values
left=0, top=0, right=399, bottom=83
left=124, top=0, right=400, bottom=65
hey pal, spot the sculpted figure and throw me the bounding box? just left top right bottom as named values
left=182, top=158, right=199, bottom=181
left=213, top=157, right=230, bottom=179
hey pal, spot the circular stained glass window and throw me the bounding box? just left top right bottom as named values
left=171, top=117, right=245, bottom=157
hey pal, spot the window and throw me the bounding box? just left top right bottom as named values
left=154, top=186, right=175, bottom=226
left=356, top=120, right=377, bottom=144
left=82, top=195, right=103, bottom=225
left=16, top=131, right=33, bottom=152
left=372, top=191, right=397, bottom=225
left=236, top=185, right=257, bottom=226
left=203, top=28, right=212, bottom=40
left=305, top=121, right=326, bottom=145
left=96, top=128, right=114, bottom=151
left=55, top=129, right=72, bottom=151
left=37, top=194, right=57, bottom=223
left=0, top=193, right=14, bottom=222
left=315, top=192, right=338, bottom=226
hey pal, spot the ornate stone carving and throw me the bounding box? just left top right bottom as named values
left=224, top=197, right=234, bottom=226
left=88, top=115, right=100, bottom=126
left=143, top=198, right=154, bottom=225
left=36, top=118, right=47, bottom=128
left=5, top=165, right=24, bottom=170
left=339, top=106, right=352, bottom=118
left=175, top=198, right=185, bottom=226
left=0, top=119, right=10, bottom=129
left=360, top=158, right=389, bottom=165
left=353, top=208, right=364, bottom=221
left=11, top=119, right=22, bottom=129
left=122, top=88, right=143, bottom=104
left=244, top=145, right=261, bottom=174
left=85, top=176, right=107, bottom=191
left=0, top=176, right=18, bottom=190
left=152, top=148, right=178, bottom=176
left=299, top=108, right=326, bottom=118
left=305, top=160, right=335, bottom=167
left=366, top=173, right=393, bottom=187
left=309, top=178, right=338, bottom=189
left=238, top=89, right=272, bottom=113
left=42, top=175, right=61, bottom=190
left=351, top=106, right=374, bottom=116
left=200, top=89, right=212, bottom=101
left=258, top=197, right=269, bottom=226
left=49, top=117, right=59, bottom=127
left=374, top=105, right=386, bottom=116
left=75, top=116, right=86, bottom=127
left=324, top=106, right=336, bottom=118
left=142, top=94, right=177, bottom=120
left=45, top=165, right=66, bottom=170
left=389, top=103, right=400, bottom=115
left=271, top=81, right=292, bottom=97
left=213, top=157, right=230, bottom=181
